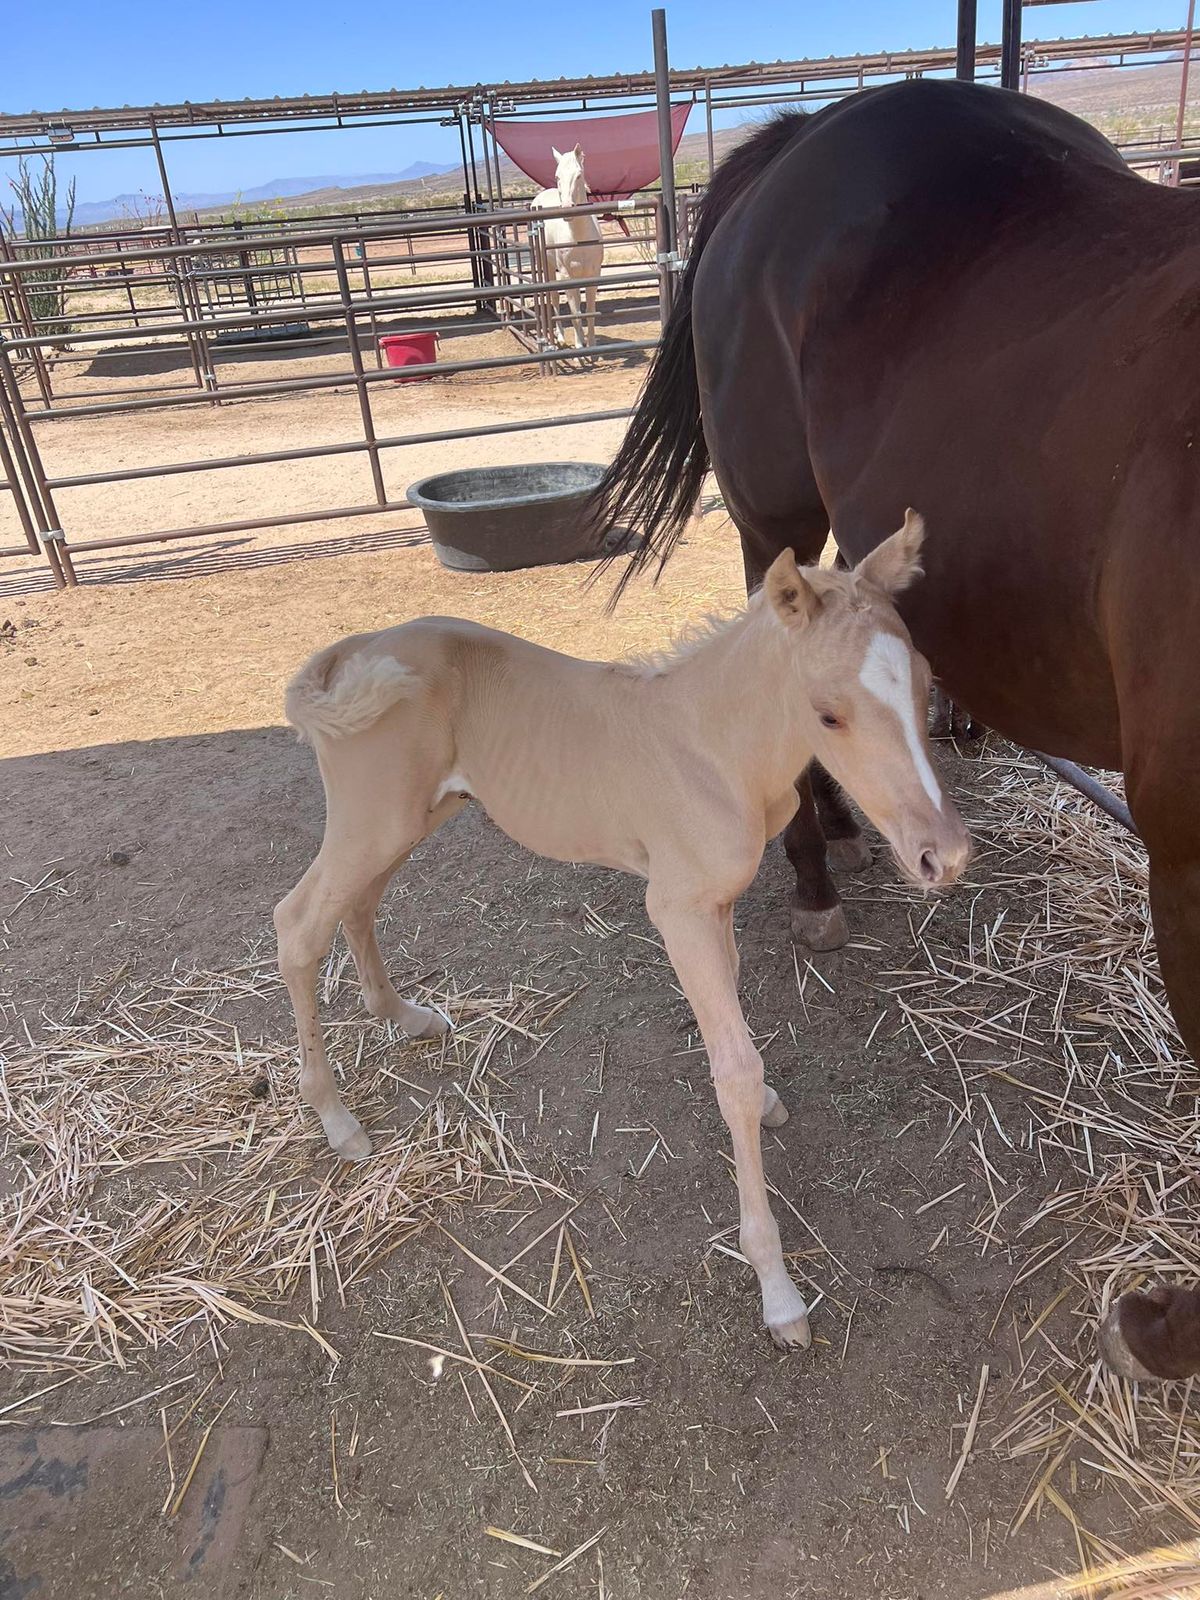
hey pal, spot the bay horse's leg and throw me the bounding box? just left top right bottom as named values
left=1098, top=736, right=1200, bottom=1379
left=647, top=890, right=809, bottom=1345
left=930, top=684, right=985, bottom=742
left=811, top=764, right=872, bottom=873
left=784, top=769, right=849, bottom=951
left=740, top=530, right=863, bottom=950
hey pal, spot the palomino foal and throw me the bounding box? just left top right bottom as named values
left=275, top=510, right=970, bottom=1346
left=530, top=144, right=603, bottom=351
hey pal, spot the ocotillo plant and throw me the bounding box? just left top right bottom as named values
left=1, top=155, right=77, bottom=340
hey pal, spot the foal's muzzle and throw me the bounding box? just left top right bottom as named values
left=905, top=830, right=971, bottom=888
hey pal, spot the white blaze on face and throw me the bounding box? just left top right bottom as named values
left=857, top=632, right=943, bottom=811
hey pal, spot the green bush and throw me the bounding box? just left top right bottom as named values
left=1, top=155, right=77, bottom=340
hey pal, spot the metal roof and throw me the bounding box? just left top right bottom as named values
left=0, top=29, right=1191, bottom=144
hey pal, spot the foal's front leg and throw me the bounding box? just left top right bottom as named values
left=648, top=891, right=810, bottom=1346
left=721, top=905, right=786, bottom=1129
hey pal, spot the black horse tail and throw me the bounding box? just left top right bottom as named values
left=591, top=111, right=810, bottom=604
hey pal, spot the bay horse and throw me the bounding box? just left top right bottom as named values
left=275, top=515, right=969, bottom=1347
left=590, top=79, right=1200, bottom=1380
left=531, top=144, right=604, bottom=351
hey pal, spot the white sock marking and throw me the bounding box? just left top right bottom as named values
left=858, top=632, right=943, bottom=810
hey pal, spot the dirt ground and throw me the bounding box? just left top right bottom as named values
left=1, top=300, right=660, bottom=598
left=0, top=365, right=1193, bottom=1600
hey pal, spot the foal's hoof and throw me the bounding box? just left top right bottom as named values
left=412, top=1006, right=453, bottom=1040
left=327, top=1117, right=373, bottom=1163
left=761, top=1091, right=790, bottom=1129
left=769, top=1312, right=812, bottom=1350
left=827, top=835, right=872, bottom=873
left=790, top=903, right=850, bottom=952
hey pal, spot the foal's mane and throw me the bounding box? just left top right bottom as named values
left=620, top=599, right=765, bottom=676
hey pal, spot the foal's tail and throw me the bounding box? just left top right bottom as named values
left=591, top=111, right=810, bottom=606
left=285, top=639, right=419, bottom=743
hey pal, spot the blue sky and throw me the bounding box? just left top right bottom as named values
left=1, top=1, right=1187, bottom=202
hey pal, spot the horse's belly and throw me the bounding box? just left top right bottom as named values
left=472, top=781, right=649, bottom=877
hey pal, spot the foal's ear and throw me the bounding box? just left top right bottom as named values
left=572, top=143, right=584, bottom=160
left=764, top=549, right=821, bottom=628
left=552, top=146, right=563, bottom=161
left=855, top=508, right=926, bottom=596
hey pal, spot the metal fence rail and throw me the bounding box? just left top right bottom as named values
left=0, top=195, right=670, bottom=587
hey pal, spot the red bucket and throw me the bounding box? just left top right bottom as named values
left=379, top=331, right=438, bottom=382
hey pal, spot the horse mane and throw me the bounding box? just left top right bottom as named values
left=618, top=587, right=788, bottom=676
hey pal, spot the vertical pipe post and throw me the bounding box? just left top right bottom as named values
left=956, top=0, right=977, bottom=82
left=704, top=80, right=715, bottom=179
left=477, top=111, right=496, bottom=210
left=489, top=104, right=506, bottom=203
left=0, top=339, right=73, bottom=586
left=456, top=111, right=472, bottom=205
left=0, top=392, right=42, bottom=556
left=151, top=117, right=215, bottom=399
left=652, top=7, right=678, bottom=321
left=357, top=241, right=383, bottom=368
left=331, top=237, right=387, bottom=508
left=1174, top=0, right=1197, bottom=186
left=1000, top=0, right=1022, bottom=91
left=0, top=237, right=54, bottom=409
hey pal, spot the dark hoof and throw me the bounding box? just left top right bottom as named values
left=826, top=835, right=872, bottom=873
left=1098, top=1286, right=1200, bottom=1381
left=929, top=686, right=984, bottom=742
left=1098, top=1301, right=1158, bottom=1381
left=790, top=902, right=850, bottom=952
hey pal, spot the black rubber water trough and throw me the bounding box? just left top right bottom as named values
left=407, top=461, right=608, bottom=572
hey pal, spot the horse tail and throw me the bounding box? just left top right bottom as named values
left=591, top=111, right=810, bottom=604
left=286, top=638, right=419, bottom=743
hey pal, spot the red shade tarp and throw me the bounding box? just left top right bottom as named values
left=487, top=104, right=692, bottom=201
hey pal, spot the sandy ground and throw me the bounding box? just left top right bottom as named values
left=0, top=364, right=1189, bottom=1600
left=1, top=302, right=659, bottom=598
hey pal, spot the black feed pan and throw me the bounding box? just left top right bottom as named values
left=407, top=461, right=610, bottom=572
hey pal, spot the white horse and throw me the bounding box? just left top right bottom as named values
left=531, top=144, right=604, bottom=353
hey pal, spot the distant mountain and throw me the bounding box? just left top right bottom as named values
left=28, top=160, right=461, bottom=230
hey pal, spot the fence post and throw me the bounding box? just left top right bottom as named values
left=652, top=7, right=678, bottom=322
left=0, top=391, right=42, bottom=557
left=0, top=338, right=74, bottom=586
left=0, top=236, right=55, bottom=410
left=956, top=0, right=977, bottom=82
left=1000, top=0, right=1022, bottom=91
left=331, top=237, right=388, bottom=508
left=1172, top=0, right=1197, bottom=186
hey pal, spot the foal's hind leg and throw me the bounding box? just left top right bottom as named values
left=342, top=865, right=450, bottom=1038
left=275, top=854, right=384, bottom=1161
left=276, top=785, right=451, bottom=1159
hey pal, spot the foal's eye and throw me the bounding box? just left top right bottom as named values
left=819, top=712, right=845, bottom=731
